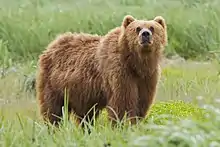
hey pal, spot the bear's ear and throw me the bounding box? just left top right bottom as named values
left=122, top=15, right=135, bottom=28
left=154, top=16, right=166, bottom=29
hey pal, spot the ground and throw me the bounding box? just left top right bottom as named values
left=0, top=59, right=220, bottom=146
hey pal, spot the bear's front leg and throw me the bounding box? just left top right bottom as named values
left=106, top=74, right=139, bottom=125
left=137, top=71, right=159, bottom=119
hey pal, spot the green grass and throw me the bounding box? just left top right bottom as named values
left=1, top=61, right=220, bottom=146
left=0, top=0, right=220, bottom=146
left=0, top=100, right=215, bottom=147
left=0, top=0, right=220, bottom=64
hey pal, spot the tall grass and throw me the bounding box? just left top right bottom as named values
left=1, top=57, right=220, bottom=146
left=0, top=0, right=219, bottom=64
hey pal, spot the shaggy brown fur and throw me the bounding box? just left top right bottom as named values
left=36, top=15, right=168, bottom=128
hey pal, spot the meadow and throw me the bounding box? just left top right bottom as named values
left=0, top=0, right=220, bottom=146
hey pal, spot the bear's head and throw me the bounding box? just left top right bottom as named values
left=120, top=15, right=167, bottom=53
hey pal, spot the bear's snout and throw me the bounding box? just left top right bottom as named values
left=139, top=28, right=153, bottom=46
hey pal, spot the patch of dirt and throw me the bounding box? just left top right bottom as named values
left=161, top=55, right=185, bottom=68
left=160, top=55, right=211, bottom=68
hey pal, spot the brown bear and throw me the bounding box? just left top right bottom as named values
left=36, top=15, right=167, bottom=128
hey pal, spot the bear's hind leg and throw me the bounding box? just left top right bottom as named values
left=39, top=91, right=69, bottom=126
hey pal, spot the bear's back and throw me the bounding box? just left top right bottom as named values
left=40, top=32, right=101, bottom=70
left=38, top=32, right=103, bottom=90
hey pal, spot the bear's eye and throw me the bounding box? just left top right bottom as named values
left=136, top=27, right=142, bottom=33
left=149, top=26, right=154, bottom=34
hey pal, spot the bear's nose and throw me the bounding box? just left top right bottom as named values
left=140, top=29, right=152, bottom=44
left=141, top=30, right=151, bottom=38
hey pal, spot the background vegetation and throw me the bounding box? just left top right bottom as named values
left=0, top=0, right=220, bottom=65
left=0, top=0, right=220, bottom=146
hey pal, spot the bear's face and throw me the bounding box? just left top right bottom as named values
left=121, top=15, right=167, bottom=53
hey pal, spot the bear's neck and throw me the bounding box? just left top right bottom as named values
left=119, top=35, right=162, bottom=78
left=125, top=50, right=161, bottom=78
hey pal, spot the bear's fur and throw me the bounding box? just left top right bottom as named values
left=36, top=15, right=168, bottom=128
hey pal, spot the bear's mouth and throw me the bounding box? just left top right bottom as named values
left=140, top=39, right=153, bottom=46
left=140, top=38, right=153, bottom=48
left=139, top=28, right=153, bottom=47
